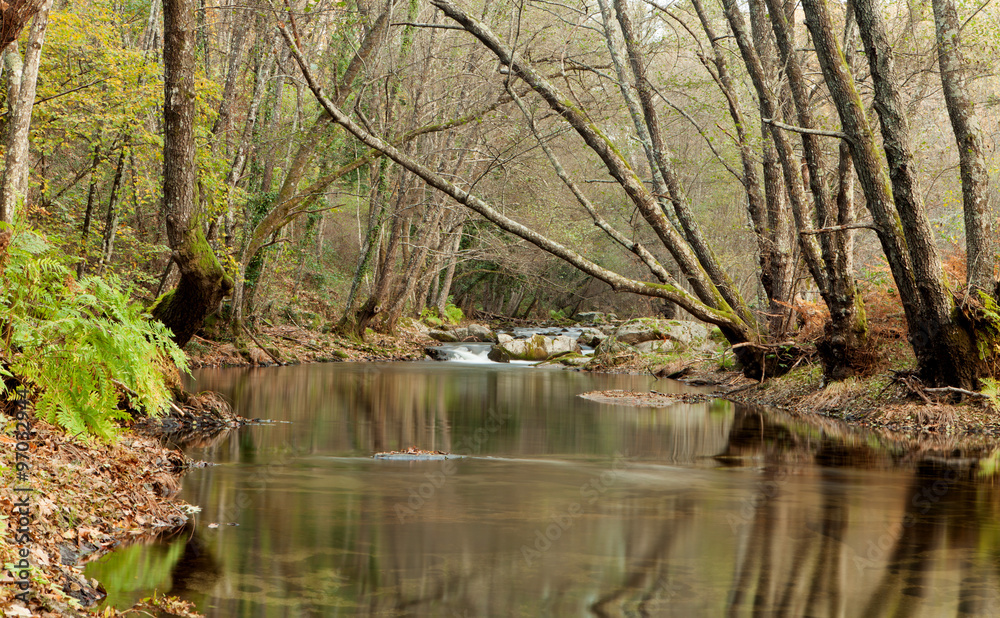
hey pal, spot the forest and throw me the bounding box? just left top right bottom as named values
left=8, top=0, right=1000, bottom=613
left=1, top=0, right=1000, bottom=399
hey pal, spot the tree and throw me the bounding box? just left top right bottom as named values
left=278, top=11, right=782, bottom=374
left=931, top=0, right=996, bottom=293
left=0, top=0, right=52, bottom=223
left=151, top=0, right=232, bottom=347
left=800, top=0, right=985, bottom=387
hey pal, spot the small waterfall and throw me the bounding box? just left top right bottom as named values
left=426, top=343, right=494, bottom=363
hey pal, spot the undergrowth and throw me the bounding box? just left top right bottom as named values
left=0, top=228, right=188, bottom=440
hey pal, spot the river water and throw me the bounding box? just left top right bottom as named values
left=87, top=361, right=1000, bottom=616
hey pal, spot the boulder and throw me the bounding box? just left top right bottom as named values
left=592, top=337, right=636, bottom=366
left=466, top=323, right=498, bottom=342
left=487, top=346, right=511, bottom=363
left=635, top=340, right=676, bottom=354
left=556, top=353, right=591, bottom=367
left=428, top=329, right=460, bottom=343
left=496, top=333, right=581, bottom=361
left=576, top=311, right=606, bottom=324
left=425, top=346, right=451, bottom=361
left=614, top=318, right=711, bottom=346
left=576, top=327, right=605, bottom=348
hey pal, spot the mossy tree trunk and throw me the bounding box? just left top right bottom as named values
left=801, top=0, right=986, bottom=388
left=152, top=0, right=232, bottom=348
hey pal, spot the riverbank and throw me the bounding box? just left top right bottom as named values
left=8, top=316, right=997, bottom=617
left=0, top=416, right=202, bottom=617
left=185, top=318, right=1000, bottom=441
left=184, top=322, right=427, bottom=367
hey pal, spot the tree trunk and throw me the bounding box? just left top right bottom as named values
left=614, top=0, right=752, bottom=327
left=76, top=140, right=103, bottom=279
left=152, top=0, right=233, bottom=348
left=436, top=221, right=464, bottom=317
left=931, top=0, right=995, bottom=293
left=720, top=0, right=830, bottom=304
left=0, top=0, right=51, bottom=223
left=760, top=0, right=866, bottom=377
left=689, top=0, right=786, bottom=327
left=801, top=0, right=981, bottom=387
left=342, top=159, right=392, bottom=319
left=95, top=146, right=127, bottom=276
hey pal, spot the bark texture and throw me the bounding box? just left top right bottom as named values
left=0, top=0, right=51, bottom=223
left=152, top=0, right=232, bottom=347
left=932, top=0, right=995, bottom=293
left=801, top=0, right=982, bottom=387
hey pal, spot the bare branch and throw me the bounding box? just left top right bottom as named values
left=761, top=117, right=850, bottom=140
left=799, top=223, right=878, bottom=235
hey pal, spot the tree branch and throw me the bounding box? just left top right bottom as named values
left=762, top=117, right=849, bottom=140
left=799, top=223, right=878, bottom=235
left=276, top=22, right=755, bottom=339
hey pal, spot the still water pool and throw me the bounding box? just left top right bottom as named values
left=87, top=361, right=1000, bottom=616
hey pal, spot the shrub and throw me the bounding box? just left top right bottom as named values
left=0, top=228, right=188, bottom=440
left=443, top=301, right=463, bottom=324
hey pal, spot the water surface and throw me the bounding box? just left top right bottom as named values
left=87, top=361, right=1000, bottom=616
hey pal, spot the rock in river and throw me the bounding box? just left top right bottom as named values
left=495, top=333, right=581, bottom=361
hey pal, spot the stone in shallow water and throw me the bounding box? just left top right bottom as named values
left=496, top=333, right=581, bottom=361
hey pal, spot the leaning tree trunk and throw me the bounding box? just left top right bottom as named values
left=760, top=0, right=866, bottom=378
left=801, top=0, right=982, bottom=388
left=152, top=0, right=232, bottom=348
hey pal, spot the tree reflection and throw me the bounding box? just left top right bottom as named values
left=90, top=366, right=1000, bottom=617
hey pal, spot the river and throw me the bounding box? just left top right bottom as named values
left=86, top=360, right=1000, bottom=616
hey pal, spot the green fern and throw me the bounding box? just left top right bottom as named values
left=0, top=227, right=188, bottom=441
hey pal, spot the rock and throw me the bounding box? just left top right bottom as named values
left=614, top=318, right=711, bottom=346
left=593, top=337, right=636, bottom=366
left=496, top=333, right=581, bottom=361
left=498, top=333, right=514, bottom=344
left=425, top=346, right=451, bottom=361
left=557, top=353, right=591, bottom=367
left=428, top=329, right=460, bottom=343
left=635, top=340, right=677, bottom=354
left=466, top=323, right=497, bottom=342
left=487, top=346, right=511, bottom=362
left=577, top=327, right=605, bottom=348
left=576, top=311, right=606, bottom=324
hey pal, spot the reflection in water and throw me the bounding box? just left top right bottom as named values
left=86, top=363, right=1000, bottom=616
